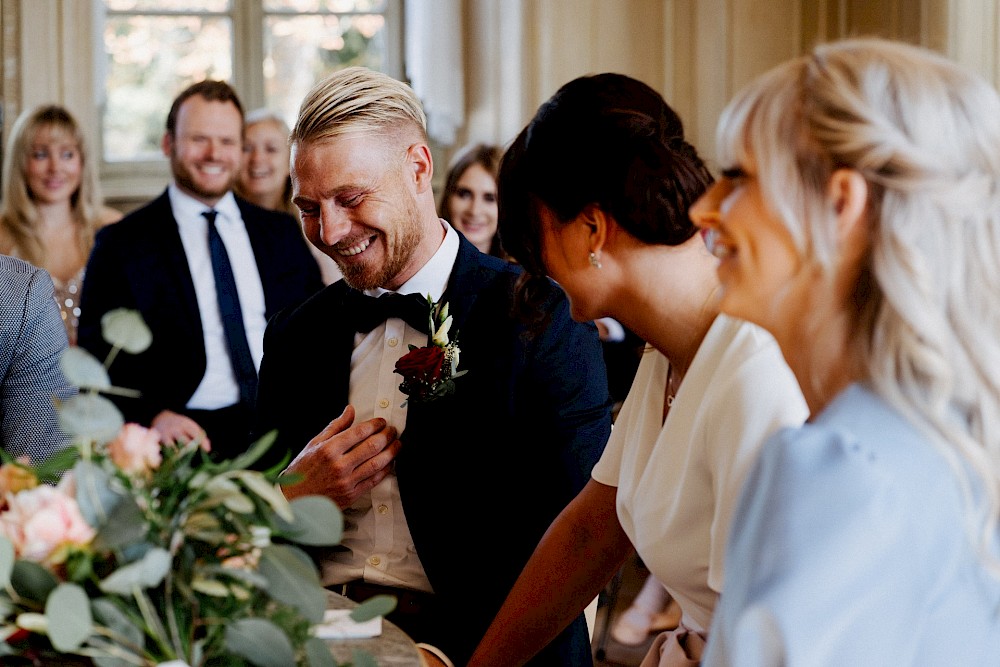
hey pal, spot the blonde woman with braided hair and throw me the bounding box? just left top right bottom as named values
left=691, top=38, right=1000, bottom=664
left=0, top=105, right=121, bottom=344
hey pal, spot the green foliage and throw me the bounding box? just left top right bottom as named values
left=0, top=309, right=388, bottom=666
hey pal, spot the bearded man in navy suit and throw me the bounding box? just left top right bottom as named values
left=79, top=80, right=322, bottom=460
left=251, top=67, right=612, bottom=665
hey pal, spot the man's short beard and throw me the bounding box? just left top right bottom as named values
left=170, top=153, right=234, bottom=202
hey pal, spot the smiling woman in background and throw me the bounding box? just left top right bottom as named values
left=0, top=105, right=122, bottom=345
left=439, top=142, right=506, bottom=258
left=235, top=108, right=296, bottom=216
left=236, top=107, right=341, bottom=285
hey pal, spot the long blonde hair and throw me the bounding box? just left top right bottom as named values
left=717, top=38, right=1000, bottom=574
left=0, top=105, right=105, bottom=267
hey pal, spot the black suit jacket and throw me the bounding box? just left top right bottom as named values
left=253, top=236, right=612, bottom=665
left=78, top=189, right=323, bottom=427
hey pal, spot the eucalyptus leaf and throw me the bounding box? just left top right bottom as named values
left=74, top=460, right=123, bottom=528
left=184, top=512, right=227, bottom=544
left=304, top=636, right=338, bottom=667
left=191, top=577, right=231, bottom=597
left=92, top=493, right=147, bottom=551
left=101, top=309, right=152, bottom=354
left=258, top=545, right=325, bottom=622
left=58, top=393, right=124, bottom=444
left=60, top=346, right=111, bottom=390
left=224, top=618, right=295, bottom=667
left=45, top=583, right=93, bottom=651
left=31, top=445, right=81, bottom=484
left=91, top=597, right=143, bottom=656
left=92, top=651, right=137, bottom=667
left=98, top=547, right=171, bottom=594
left=222, top=492, right=256, bottom=514
left=274, top=496, right=343, bottom=546
left=11, top=560, right=58, bottom=602
left=351, top=649, right=379, bottom=667
left=212, top=564, right=268, bottom=589
left=234, top=471, right=293, bottom=522
left=228, top=429, right=279, bottom=471
left=0, top=537, right=13, bottom=588
left=349, top=594, right=396, bottom=623
left=199, top=476, right=257, bottom=514
left=189, top=470, right=210, bottom=489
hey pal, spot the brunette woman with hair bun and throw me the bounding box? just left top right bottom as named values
left=469, top=73, right=808, bottom=667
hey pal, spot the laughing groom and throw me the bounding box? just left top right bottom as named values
left=251, top=67, right=612, bottom=665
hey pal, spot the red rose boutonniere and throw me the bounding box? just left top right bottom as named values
left=394, top=296, right=467, bottom=405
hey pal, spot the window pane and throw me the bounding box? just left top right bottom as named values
left=263, top=14, right=386, bottom=128
left=264, top=0, right=387, bottom=12
left=104, top=15, right=233, bottom=161
left=106, top=0, right=230, bottom=11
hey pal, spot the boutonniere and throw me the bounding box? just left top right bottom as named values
left=394, top=295, right=468, bottom=405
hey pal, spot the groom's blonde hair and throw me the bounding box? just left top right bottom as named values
left=292, top=66, right=427, bottom=145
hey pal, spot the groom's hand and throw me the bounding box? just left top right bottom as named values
left=280, top=404, right=402, bottom=508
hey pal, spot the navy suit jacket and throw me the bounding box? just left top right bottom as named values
left=78, top=189, right=323, bottom=426
left=253, top=235, right=612, bottom=665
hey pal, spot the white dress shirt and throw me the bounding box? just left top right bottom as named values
left=169, top=185, right=267, bottom=410
left=322, top=220, right=459, bottom=592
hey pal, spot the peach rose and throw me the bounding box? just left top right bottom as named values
left=0, top=460, right=38, bottom=497
left=0, top=485, right=95, bottom=562
left=108, top=423, right=163, bottom=474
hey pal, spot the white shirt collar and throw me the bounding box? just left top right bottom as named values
left=167, top=183, right=241, bottom=225
left=367, top=219, right=459, bottom=303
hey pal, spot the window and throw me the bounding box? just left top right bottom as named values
left=100, top=0, right=402, bottom=196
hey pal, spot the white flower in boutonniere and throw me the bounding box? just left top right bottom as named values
left=394, top=295, right=468, bottom=405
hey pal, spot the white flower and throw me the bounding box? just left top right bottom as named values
left=432, top=315, right=453, bottom=347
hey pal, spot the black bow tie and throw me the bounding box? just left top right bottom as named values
left=346, top=290, right=431, bottom=334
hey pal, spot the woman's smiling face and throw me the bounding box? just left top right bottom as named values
left=690, top=166, right=803, bottom=331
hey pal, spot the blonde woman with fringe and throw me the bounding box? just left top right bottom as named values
left=235, top=107, right=341, bottom=285
left=691, top=38, right=1000, bottom=665
left=0, top=105, right=121, bottom=344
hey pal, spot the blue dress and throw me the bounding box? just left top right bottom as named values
left=705, top=384, right=1000, bottom=666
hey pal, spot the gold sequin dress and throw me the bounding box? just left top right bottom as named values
left=51, top=269, right=83, bottom=346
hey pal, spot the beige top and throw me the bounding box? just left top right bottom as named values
left=592, top=315, right=807, bottom=632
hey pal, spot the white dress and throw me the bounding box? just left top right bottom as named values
left=592, top=315, right=808, bottom=633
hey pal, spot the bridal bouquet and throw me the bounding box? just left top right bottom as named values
left=0, top=309, right=391, bottom=666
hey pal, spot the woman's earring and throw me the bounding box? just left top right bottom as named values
left=589, top=251, right=602, bottom=269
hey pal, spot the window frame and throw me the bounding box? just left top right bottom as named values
left=98, top=0, right=403, bottom=203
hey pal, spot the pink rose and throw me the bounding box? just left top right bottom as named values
left=0, top=460, right=38, bottom=497
left=0, top=486, right=95, bottom=562
left=108, top=423, right=163, bottom=474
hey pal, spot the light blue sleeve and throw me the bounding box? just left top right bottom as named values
left=704, top=416, right=1000, bottom=666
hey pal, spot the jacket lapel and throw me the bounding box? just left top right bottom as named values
left=152, top=191, right=203, bottom=333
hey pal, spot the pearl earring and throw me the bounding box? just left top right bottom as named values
left=588, top=251, right=602, bottom=269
